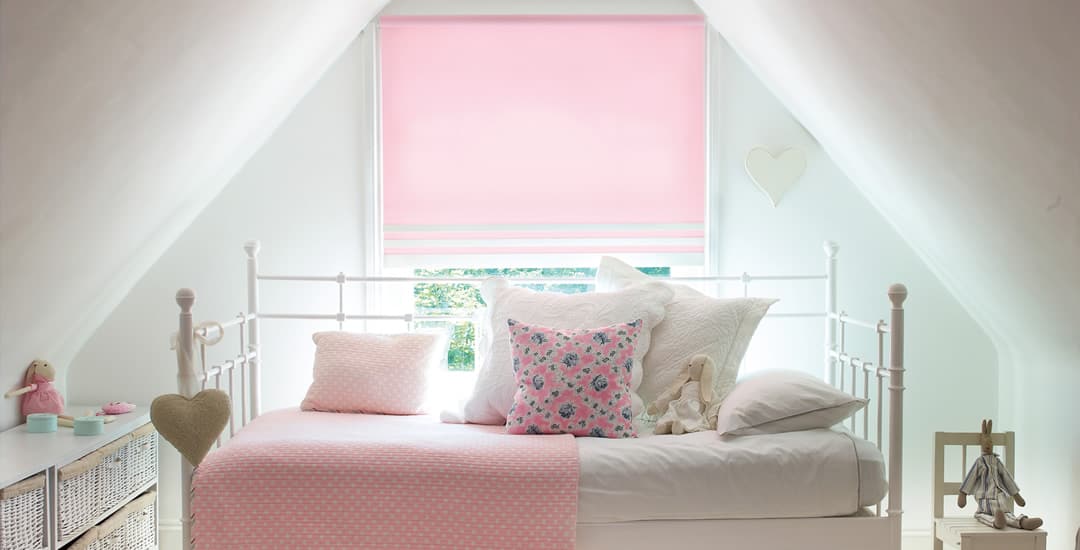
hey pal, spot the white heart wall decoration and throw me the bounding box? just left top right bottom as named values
left=745, top=147, right=807, bottom=207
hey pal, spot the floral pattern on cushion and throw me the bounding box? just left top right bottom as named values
left=505, top=319, right=641, bottom=438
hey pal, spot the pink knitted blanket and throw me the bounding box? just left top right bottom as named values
left=192, top=409, right=578, bottom=549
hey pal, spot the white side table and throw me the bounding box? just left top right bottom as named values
left=935, top=517, right=1046, bottom=550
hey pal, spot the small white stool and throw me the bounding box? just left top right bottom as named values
left=932, top=431, right=1046, bottom=549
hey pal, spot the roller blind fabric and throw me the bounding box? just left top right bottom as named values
left=380, top=15, right=706, bottom=267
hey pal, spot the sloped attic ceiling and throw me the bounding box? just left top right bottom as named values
left=0, top=0, right=390, bottom=429
left=696, top=0, right=1080, bottom=353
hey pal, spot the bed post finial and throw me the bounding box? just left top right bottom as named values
left=176, top=288, right=196, bottom=312
left=888, top=283, right=908, bottom=308
left=244, top=240, right=261, bottom=258
left=823, top=240, right=839, bottom=259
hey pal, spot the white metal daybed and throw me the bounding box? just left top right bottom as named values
left=171, top=241, right=908, bottom=550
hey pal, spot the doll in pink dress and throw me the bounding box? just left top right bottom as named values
left=3, top=359, right=65, bottom=417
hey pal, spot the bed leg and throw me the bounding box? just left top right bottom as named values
left=181, top=460, right=194, bottom=550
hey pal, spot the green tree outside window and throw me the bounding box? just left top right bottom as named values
left=413, top=266, right=670, bottom=371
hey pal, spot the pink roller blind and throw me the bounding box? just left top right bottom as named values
left=380, top=15, right=706, bottom=266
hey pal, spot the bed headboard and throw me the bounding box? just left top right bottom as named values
left=172, top=240, right=907, bottom=543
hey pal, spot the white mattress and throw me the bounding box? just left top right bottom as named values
left=576, top=427, right=886, bottom=523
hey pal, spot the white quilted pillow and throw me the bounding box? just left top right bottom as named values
left=459, top=278, right=673, bottom=425
left=595, top=256, right=777, bottom=424
left=302, top=331, right=448, bottom=415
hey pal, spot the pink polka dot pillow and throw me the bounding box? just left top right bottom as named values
left=505, top=319, right=641, bottom=438
left=302, top=331, right=447, bottom=415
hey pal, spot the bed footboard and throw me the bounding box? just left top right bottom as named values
left=823, top=240, right=907, bottom=545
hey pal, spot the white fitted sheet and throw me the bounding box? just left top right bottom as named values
left=576, top=427, right=886, bottom=523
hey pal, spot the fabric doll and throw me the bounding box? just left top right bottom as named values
left=3, top=359, right=65, bottom=418
left=647, top=354, right=717, bottom=435
left=957, top=419, right=1043, bottom=530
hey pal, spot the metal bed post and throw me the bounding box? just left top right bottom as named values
left=887, top=283, right=908, bottom=545
left=823, top=241, right=838, bottom=385
left=244, top=241, right=262, bottom=421
left=174, top=288, right=198, bottom=550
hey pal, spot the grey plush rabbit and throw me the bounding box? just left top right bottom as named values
left=957, top=419, right=1043, bottom=530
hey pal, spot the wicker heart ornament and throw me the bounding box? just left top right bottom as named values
left=151, top=389, right=230, bottom=467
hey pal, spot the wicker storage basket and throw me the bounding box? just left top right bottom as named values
left=121, top=491, right=156, bottom=550
left=58, top=451, right=105, bottom=541
left=124, top=425, right=157, bottom=494
left=90, top=508, right=126, bottom=550
left=0, top=473, right=46, bottom=550
left=67, top=526, right=98, bottom=550
left=96, top=436, right=131, bottom=513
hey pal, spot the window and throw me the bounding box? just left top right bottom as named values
left=370, top=12, right=711, bottom=387
left=413, top=267, right=671, bottom=371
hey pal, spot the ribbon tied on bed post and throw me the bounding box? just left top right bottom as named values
left=171, top=320, right=225, bottom=392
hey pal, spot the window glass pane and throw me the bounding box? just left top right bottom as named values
left=413, top=266, right=671, bottom=370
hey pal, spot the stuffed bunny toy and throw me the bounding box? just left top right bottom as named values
left=647, top=354, right=717, bottom=435
left=958, top=419, right=1043, bottom=530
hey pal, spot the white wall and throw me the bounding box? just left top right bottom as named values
left=698, top=2, right=1080, bottom=548
left=710, top=37, right=995, bottom=539
left=0, top=0, right=387, bottom=431
left=68, top=34, right=371, bottom=550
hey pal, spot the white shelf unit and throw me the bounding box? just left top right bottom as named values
left=0, top=406, right=156, bottom=550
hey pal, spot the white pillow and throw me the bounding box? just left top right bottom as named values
left=459, top=278, right=673, bottom=425
left=715, top=369, right=867, bottom=436
left=595, top=256, right=776, bottom=424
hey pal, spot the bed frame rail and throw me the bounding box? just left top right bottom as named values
left=172, top=240, right=907, bottom=550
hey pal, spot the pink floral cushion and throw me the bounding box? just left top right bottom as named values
left=505, top=319, right=641, bottom=438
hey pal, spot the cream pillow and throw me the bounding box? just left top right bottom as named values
left=595, top=256, right=776, bottom=424
left=715, top=369, right=867, bottom=436
left=301, top=331, right=448, bottom=415
left=459, top=278, right=673, bottom=425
